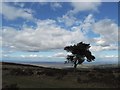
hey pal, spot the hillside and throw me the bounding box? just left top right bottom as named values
left=2, top=62, right=120, bottom=89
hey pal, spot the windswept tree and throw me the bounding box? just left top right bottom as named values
left=64, top=42, right=95, bottom=68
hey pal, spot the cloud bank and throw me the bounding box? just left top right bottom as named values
left=1, top=2, right=118, bottom=54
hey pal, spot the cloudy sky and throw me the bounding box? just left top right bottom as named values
left=0, top=1, right=118, bottom=64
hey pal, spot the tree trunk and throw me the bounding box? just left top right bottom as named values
left=74, top=60, right=77, bottom=68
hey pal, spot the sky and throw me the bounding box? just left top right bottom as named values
left=0, top=1, right=119, bottom=64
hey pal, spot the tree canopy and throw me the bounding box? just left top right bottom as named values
left=64, top=42, right=95, bottom=68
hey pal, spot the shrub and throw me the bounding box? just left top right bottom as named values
left=2, top=83, right=19, bottom=90
left=9, top=68, right=34, bottom=76
left=77, top=77, right=81, bottom=83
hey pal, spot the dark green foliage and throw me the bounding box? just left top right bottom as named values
left=64, top=42, right=95, bottom=68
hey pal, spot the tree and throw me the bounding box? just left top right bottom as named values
left=64, top=42, right=95, bottom=68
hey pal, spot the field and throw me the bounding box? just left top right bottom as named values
left=2, top=62, right=120, bottom=89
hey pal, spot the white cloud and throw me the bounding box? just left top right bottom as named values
left=1, top=3, right=34, bottom=20
left=1, top=2, right=118, bottom=53
left=81, top=14, right=95, bottom=34
left=29, top=54, right=38, bottom=57
left=2, top=53, right=45, bottom=59
left=20, top=55, right=26, bottom=58
left=50, top=2, right=62, bottom=10
left=57, top=13, right=78, bottom=27
left=70, top=1, right=101, bottom=14
left=2, top=19, right=86, bottom=52
left=38, top=2, right=62, bottom=10
left=53, top=52, right=66, bottom=58
left=86, top=18, right=118, bottom=52
left=98, top=54, right=118, bottom=59
left=104, top=55, right=118, bottom=58
left=94, top=38, right=106, bottom=45
left=90, top=44, right=118, bottom=52
left=93, top=19, right=118, bottom=45
left=51, top=52, right=73, bottom=58
left=57, top=8, right=95, bottom=27
left=57, top=14, right=95, bottom=42
left=2, top=15, right=118, bottom=53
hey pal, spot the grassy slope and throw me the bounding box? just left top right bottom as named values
left=2, top=62, right=120, bottom=88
